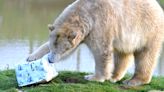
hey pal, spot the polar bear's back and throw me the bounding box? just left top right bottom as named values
left=105, top=0, right=164, bottom=53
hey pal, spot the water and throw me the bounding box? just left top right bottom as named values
left=0, top=0, right=164, bottom=76
left=0, top=0, right=95, bottom=73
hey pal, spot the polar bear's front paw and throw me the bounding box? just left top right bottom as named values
left=84, top=74, right=105, bottom=82
left=109, top=77, right=119, bottom=83
left=26, top=54, right=39, bottom=62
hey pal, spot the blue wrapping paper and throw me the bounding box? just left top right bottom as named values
left=15, top=55, right=58, bottom=87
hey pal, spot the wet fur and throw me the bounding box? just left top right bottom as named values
left=27, top=0, right=164, bottom=86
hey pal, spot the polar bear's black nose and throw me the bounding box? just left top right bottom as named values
left=48, top=53, right=54, bottom=63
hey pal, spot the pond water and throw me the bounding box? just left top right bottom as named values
left=0, top=0, right=164, bottom=76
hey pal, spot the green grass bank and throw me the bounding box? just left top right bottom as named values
left=159, top=0, right=164, bottom=7
left=0, top=70, right=164, bottom=92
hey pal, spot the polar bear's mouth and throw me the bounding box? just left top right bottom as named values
left=48, top=52, right=60, bottom=63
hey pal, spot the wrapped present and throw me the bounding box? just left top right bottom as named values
left=15, top=55, right=58, bottom=87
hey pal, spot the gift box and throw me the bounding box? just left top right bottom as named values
left=15, top=55, right=58, bottom=87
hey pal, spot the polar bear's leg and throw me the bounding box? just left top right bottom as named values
left=110, top=52, right=134, bottom=83
left=27, top=41, right=50, bottom=61
left=85, top=55, right=114, bottom=82
left=123, top=42, right=162, bottom=86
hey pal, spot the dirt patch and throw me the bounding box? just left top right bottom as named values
left=63, top=77, right=81, bottom=83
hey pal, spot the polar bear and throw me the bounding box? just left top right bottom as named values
left=27, top=0, right=164, bottom=86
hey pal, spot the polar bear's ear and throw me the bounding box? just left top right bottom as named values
left=48, top=24, right=55, bottom=31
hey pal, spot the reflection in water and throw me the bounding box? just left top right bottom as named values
left=159, top=44, right=164, bottom=76
left=0, top=0, right=74, bottom=69
left=0, top=16, right=2, bottom=27
left=0, top=0, right=164, bottom=76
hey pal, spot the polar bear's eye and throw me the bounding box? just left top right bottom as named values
left=56, top=34, right=60, bottom=38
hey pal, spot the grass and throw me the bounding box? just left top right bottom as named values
left=160, top=0, right=164, bottom=5
left=159, top=0, right=164, bottom=8
left=0, top=70, right=164, bottom=92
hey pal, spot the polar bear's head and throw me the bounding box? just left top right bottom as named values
left=47, top=17, right=84, bottom=62
left=47, top=1, right=93, bottom=62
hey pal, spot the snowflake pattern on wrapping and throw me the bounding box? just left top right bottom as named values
left=15, top=55, right=58, bottom=87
